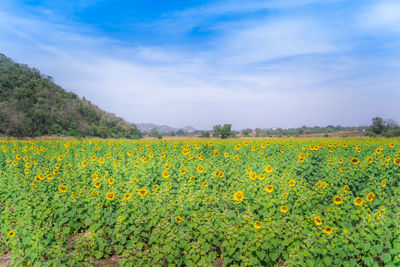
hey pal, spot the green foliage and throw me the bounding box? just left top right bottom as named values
left=384, top=128, right=400, bottom=137
left=0, top=138, right=400, bottom=266
left=241, top=128, right=253, bottom=136
left=221, top=124, right=232, bottom=139
left=212, top=125, right=222, bottom=137
left=364, top=131, right=377, bottom=137
left=149, top=128, right=162, bottom=139
left=199, top=131, right=210, bottom=138
left=370, top=117, right=385, bottom=134
left=0, top=54, right=141, bottom=139
left=212, top=124, right=233, bottom=139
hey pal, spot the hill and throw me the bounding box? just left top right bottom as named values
left=0, top=54, right=141, bottom=138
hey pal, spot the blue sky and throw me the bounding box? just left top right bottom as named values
left=1, top=0, right=399, bottom=130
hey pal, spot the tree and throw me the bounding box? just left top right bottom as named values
left=200, top=131, right=210, bottom=138
left=221, top=124, right=232, bottom=139
left=150, top=127, right=162, bottom=139
left=241, top=128, right=253, bottom=136
left=212, top=125, right=222, bottom=137
left=176, top=129, right=185, bottom=136
left=255, top=128, right=263, bottom=137
left=370, top=117, right=385, bottom=134
left=384, top=119, right=398, bottom=130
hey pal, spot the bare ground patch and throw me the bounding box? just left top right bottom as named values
left=0, top=253, right=12, bottom=267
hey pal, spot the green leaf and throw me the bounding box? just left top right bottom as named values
left=382, top=254, right=392, bottom=263
left=256, top=250, right=266, bottom=260
left=114, top=244, right=123, bottom=254
left=233, top=252, right=241, bottom=261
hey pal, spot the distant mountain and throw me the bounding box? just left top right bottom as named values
left=136, top=123, right=197, bottom=133
left=0, top=53, right=141, bottom=138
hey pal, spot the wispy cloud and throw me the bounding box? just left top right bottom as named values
left=0, top=1, right=399, bottom=129
left=359, top=1, right=400, bottom=33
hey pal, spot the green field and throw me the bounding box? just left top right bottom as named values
left=1, top=138, right=400, bottom=266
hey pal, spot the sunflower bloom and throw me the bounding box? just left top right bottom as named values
left=138, top=188, right=148, bottom=197
left=343, top=185, right=349, bottom=193
left=162, top=171, right=169, bottom=178
left=313, top=216, right=322, bottom=226
left=323, top=226, right=333, bottom=235
left=333, top=196, right=343, bottom=205
left=106, top=192, right=115, bottom=201
left=8, top=231, right=15, bottom=238
left=233, top=191, right=244, bottom=202
left=254, top=221, right=261, bottom=229
left=354, top=197, right=364, bottom=206
left=265, top=185, right=273, bottom=193
left=123, top=193, right=131, bottom=200
left=58, top=184, right=67, bottom=193
left=280, top=206, right=289, bottom=213
left=265, top=165, right=273, bottom=173
left=197, top=165, right=204, bottom=173
left=366, top=192, right=375, bottom=202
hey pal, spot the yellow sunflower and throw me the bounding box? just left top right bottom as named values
left=58, top=184, right=67, bottom=193
left=253, top=221, right=261, bottom=229
left=8, top=231, right=15, bottom=238
left=354, top=197, right=364, bottom=206
left=197, top=165, right=204, bottom=173
left=288, top=180, right=296, bottom=187
left=162, top=171, right=169, bottom=178
left=106, top=192, right=115, bottom=201
left=343, top=185, right=349, bottom=193
left=313, top=216, right=322, bottom=226
left=366, top=192, right=375, bottom=202
left=333, top=196, right=343, bottom=205
left=138, top=188, right=148, bottom=197
left=280, top=205, right=289, bottom=213
left=323, top=226, right=333, bottom=235
left=265, top=185, right=273, bottom=193
left=233, top=191, right=245, bottom=202
left=264, top=165, right=273, bottom=173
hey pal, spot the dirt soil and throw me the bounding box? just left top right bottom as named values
left=0, top=253, right=12, bottom=267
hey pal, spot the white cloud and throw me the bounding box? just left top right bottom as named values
left=216, top=18, right=340, bottom=65
left=359, top=1, right=400, bottom=33
left=0, top=2, right=399, bottom=129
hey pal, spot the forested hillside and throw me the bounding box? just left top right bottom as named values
left=0, top=54, right=141, bottom=138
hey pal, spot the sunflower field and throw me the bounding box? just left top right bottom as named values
left=1, top=138, right=400, bottom=266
